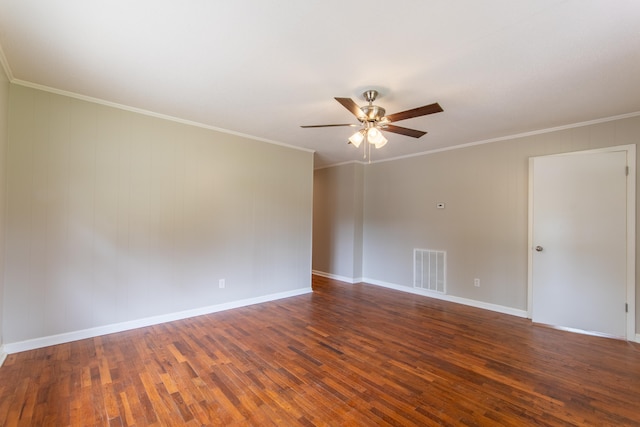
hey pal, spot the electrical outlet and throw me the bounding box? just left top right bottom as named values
left=474, top=278, right=480, bottom=287
left=219, top=279, right=225, bottom=289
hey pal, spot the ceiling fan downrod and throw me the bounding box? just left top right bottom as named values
left=363, top=90, right=378, bottom=104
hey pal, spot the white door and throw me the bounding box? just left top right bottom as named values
left=529, top=147, right=634, bottom=339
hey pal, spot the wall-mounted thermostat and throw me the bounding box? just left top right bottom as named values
left=436, top=203, right=445, bottom=209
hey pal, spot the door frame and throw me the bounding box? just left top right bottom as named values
left=527, top=144, right=636, bottom=341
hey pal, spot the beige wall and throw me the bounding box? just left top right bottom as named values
left=3, top=84, right=313, bottom=345
left=313, top=163, right=364, bottom=279
left=315, top=115, right=640, bottom=329
left=0, top=64, right=8, bottom=349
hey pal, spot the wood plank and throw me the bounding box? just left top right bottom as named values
left=1, top=275, right=639, bottom=425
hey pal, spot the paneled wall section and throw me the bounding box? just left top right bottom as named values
left=3, top=85, right=313, bottom=345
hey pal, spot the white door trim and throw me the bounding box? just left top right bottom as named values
left=527, top=144, right=636, bottom=341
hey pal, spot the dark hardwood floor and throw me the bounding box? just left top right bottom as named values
left=1, top=275, right=639, bottom=426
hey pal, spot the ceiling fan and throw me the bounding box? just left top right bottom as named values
left=301, top=90, right=443, bottom=152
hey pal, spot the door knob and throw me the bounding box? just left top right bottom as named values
left=535, top=246, right=543, bottom=252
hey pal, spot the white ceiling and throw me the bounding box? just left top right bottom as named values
left=1, top=1, right=639, bottom=168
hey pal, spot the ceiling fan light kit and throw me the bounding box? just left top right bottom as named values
left=348, top=129, right=365, bottom=147
left=348, top=124, right=388, bottom=149
left=302, top=89, right=442, bottom=160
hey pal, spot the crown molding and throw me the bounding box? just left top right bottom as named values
left=10, top=78, right=316, bottom=155
left=371, top=111, right=640, bottom=165
left=0, top=44, right=14, bottom=81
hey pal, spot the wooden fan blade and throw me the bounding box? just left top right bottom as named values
left=301, top=124, right=358, bottom=128
left=335, top=97, right=366, bottom=120
left=385, top=102, right=443, bottom=123
left=383, top=124, right=427, bottom=138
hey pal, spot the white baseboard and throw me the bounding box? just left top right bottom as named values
left=312, top=271, right=527, bottom=317
left=636, top=333, right=640, bottom=343
left=313, top=271, right=528, bottom=318
left=312, top=270, right=362, bottom=284
left=3, top=287, right=312, bottom=354
left=0, top=345, right=6, bottom=367
left=362, top=277, right=528, bottom=318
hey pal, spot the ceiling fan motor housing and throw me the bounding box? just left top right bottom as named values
left=360, top=90, right=385, bottom=122
left=360, top=105, right=386, bottom=122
